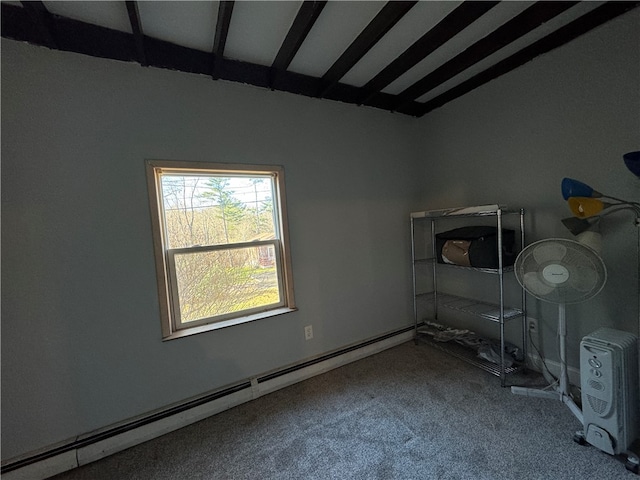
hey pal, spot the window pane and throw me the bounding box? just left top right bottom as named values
left=172, top=245, right=281, bottom=323
left=161, top=175, right=276, bottom=249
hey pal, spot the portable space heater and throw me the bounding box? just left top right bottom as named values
left=577, top=327, right=639, bottom=470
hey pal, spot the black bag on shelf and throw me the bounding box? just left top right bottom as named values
left=435, top=226, right=517, bottom=269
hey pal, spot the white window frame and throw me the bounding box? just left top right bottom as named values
left=146, top=160, right=296, bottom=340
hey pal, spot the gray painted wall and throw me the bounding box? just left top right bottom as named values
left=2, top=8, right=639, bottom=463
left=413, top=10, right=640, bottom=368
left=1, top=40, right=420, bottom=460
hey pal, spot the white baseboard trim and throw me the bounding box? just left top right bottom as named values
left=2, top=327, right=414, bottom=480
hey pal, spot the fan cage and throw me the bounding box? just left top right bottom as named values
left=515, top=238, right=607, bottom=305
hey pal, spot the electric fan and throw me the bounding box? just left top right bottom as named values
left=510, top=238, right=607, bottom=423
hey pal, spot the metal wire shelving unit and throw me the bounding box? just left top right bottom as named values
left=410, top=205, right=526, bottom=386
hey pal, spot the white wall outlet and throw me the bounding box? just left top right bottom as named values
left=304, top=325, right=313, bottom=340
left=526, top=318, right=541, bottom=364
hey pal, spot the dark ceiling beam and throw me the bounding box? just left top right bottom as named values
left=211, top=1, right=234, bottom=79
left=4, top=2, right=637, bottom=118
left=270, top=1, right=326, bottom=89
left=0, top=3, right=426, bottom=117
left=417, top=1, right=640, bottom=117
left=2, top=4, right=136, bottom=62
left=317, top=1, right=417, bottom=98
left=20, top=1, right=57, bottom=49
left=393, top=1, right=578, bottom=110
left=359, top=1, right=499, bottom=105
left=125, top=1, right=146, bottom=66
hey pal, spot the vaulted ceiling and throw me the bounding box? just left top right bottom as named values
left=2, top=1, right=638, bottom=117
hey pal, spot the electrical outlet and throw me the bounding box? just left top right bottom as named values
left=304, top=325, right=313, bottom=340
left=528, top=318, right=538, bottom=334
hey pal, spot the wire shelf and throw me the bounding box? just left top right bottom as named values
left=413, top=258, right=436, bottom=265
left=411, top=204, right=523, bottom=219
left=413, top=258, right=514, bottom=273
left=415, top=333, right=522, bottom=377
left=438, top=263, right=515, bottom=274
left=421, top=292, right=523, bottom=322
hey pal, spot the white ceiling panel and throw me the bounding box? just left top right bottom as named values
left=287, top=0, right=384, bottom=78
left=415, top=1, right=606, bottom=104
left=340, top=1, right=462, bottom=88
left=224, top=0, right=302, bottom=66
left=137, top=1, right=217, bottom=53
left=43, top=1, right=131, bottom=33
left=382, top=1, right=534, bottom=95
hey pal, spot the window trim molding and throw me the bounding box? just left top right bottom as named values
left=145, top=159, right=296, bottom=340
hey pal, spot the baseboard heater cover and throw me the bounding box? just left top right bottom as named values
left=2, top=325, right=414, bottom=479
left=1, top=382, right=252, bottom=480
left=258, top=326, right=414, bottom=383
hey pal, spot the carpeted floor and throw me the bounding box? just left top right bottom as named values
left=51, top=341, right=636, bottom=479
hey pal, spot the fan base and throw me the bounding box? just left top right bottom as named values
left=511, top=385, right=583, bottom=423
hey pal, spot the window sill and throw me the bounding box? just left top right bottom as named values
left=162, top=307, right=298, bottom=341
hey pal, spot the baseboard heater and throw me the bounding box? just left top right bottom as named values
left=2, top=325, right=415, bottom=479
left=1, top=381, right=252, bottom=475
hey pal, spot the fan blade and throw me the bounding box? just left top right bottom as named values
left=568, top=264, right=598, bottom=293
left=523, top=272, right=554, bottom=297
left=533, top=242, right=567, bottom=264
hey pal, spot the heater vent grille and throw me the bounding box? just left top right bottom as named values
left=587, top=394, right=608, bottom=415
left=588, top=379, right=604, bottom=391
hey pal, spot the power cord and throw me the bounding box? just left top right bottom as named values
left=530, top=320, right=557, bottom=385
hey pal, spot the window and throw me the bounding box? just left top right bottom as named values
left=146, top=160, right=296, bottom=339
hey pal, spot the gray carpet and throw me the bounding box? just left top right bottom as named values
left=51, top=341, right=635, bottom=479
